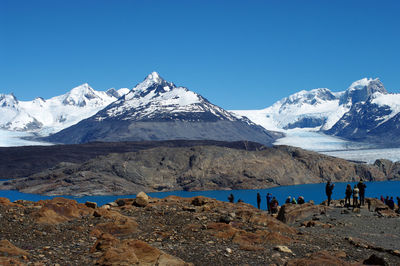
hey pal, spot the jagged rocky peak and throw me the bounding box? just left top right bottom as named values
left=62, top=83, right=98, bottom=107
left=125, top=72, right=176, bottom=99
left=106, top=88, right=130, bottom=98
left=106, top=88, right=119, bottom=98
left=340, top=78, right=387, bottom=106
left=0, top=93, right=19, bottom=108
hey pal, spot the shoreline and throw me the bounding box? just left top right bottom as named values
left=2, top=180, right=399, bottom=209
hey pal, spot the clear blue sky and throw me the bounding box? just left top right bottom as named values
left=1, top=0, right=399, bottom=109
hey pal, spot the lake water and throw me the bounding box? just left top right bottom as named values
left=1, top=181, right=399, bottom=209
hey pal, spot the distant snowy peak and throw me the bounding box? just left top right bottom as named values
left=339, top=78, right=387, bottom=106
left=280, top=88, right=336, bottom=109
left=232, top=77, right=391, bottom=132
left=0, top=93, right=19, bottom=108
left=59, top=83, right=107, bottom=107
left=0, top=83, right=123, bottom=134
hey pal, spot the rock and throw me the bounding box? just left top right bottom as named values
left=274, top=245, right=293, bottom=254
left=85, top=201, right=97, bottom=209
left=0, top=198, right=20, bottom=207
left=93, top=237, right=191, bottom=266
left=377, top=209, right=398, bottom=218
left=341, top=209, right=350, bottom=214
left=219, top=215, right=232, bottom=224
left=191, top=196, right=208, bottom=206
left=226, top=248, right=232, bottom=253
left=286, top=251, right=351, bottom=266
left=0, top=257, right=24, bottom=265
left=363, top=254, right=388, bottom=265
left=100, top=204, right=111, bottom=210
left=134, top=192, right=149, bottom=207
left=34, top=197, right=93, bottom=225
left=95, top=213, right=138, bottom=236
left=116, top=199, right=126, bottom=207
left=0, top=240, right=29, bottom=256
left=107, top=202, right=118, bottom=207
left=352, top=208, right=360, bottom=213
left=277, top=203, right=325, bottom=224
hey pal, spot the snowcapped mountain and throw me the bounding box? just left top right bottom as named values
left=44, top=72, right=282, bottom=145
left=232, top=78, right=400, bottom=146
left=232, top=87, right=343, bottom=132
left=95, top=72, right=240, bottom=122
left=0, top=84, right=129, bottom=135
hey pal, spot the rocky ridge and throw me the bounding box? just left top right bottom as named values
left=0, top=194, right=399, bottom=265
left=2, top=145, right=399, bottom=196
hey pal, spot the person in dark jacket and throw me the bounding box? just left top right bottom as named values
left=297, top=196, right=305, bottom=204
left=270, top=197, right=279, bottom=214
left=357, top=180, right=367, bottom=206
left=257, top=193, right=261, bottom=209
left=388, top=197, right=395, bottom=210
left=228, top=193, right=234, bottom=203
left=325, top=181, right=335, bottom=206
left=345, top=184, right=352, bottom=207
left=266, top=193, right=272, bottom=213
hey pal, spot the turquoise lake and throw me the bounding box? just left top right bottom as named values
left=1, top=180, right=399, bottom=209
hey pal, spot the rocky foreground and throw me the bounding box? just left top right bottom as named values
left=0, top=194, right=399, bottom=265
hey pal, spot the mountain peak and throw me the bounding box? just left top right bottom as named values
left=340, top=78, right=387, bottom=106
left=0, top=93, right=19, bottom=108
left=146, top=72, right=162, bottom=83
left=348, top=78, right=381, bottom=91
left=62, top=83, right=99, bottom=107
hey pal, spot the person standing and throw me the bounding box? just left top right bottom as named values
left=270, top=197, right=279, bottom=214
left=388, top=197, right=395, bottom=210
left=345, top=184, right=352, bottom=207
left=353, top=185, right=360, bottom=208
left=357, top=180, right=367, bottom=206
left=325, top=181, right=335, bottom=206
left=228, top=193, right=234, bottom=203
left=257, top=193, right=261, bottom=209
left=266, top=193, right=272, bottom=213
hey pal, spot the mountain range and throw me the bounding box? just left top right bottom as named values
left=1, top=73, right=400, bottom=147
left=0, top=84, right=129, bottom=135
left=42, top=73, right=281, bottom=145
left=232, top=78, right=400, bottom=146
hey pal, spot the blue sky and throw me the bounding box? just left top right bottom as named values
left=1, top=0, right=399, bottom=109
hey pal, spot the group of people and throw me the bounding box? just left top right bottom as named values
left=326, top=180, right=366, bottom=208
left=228, top=192, right=305, bottom=214
left=264, top=193, right=305, bottom=214
left=381, top=195, right=400, bottom=211
left=227, top=180, right=399, bottom=214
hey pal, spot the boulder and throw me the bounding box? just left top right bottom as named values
left=191, top=196, right=209, bottom=206
left=367, top=198, right=389, bottom=212
left=0, top=240, right=28, bottom=256
left=277, top=203, right=326, bottom=224
left=85, top=201, right=97, bottom=209
left=274, top=245, right=293, bottom=254
left=363, top=254, right=388, bottom=266
left=0, top=257, right=24, bottom=265
left=92, top=236, right=191, bottom=265
left=286, top=251, right=351, bottom=266
left=0, top=198, right=19, bottom=207
left=34, top=198, right=93, bottom=224
left=134, top=192, right=149, bottom=207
